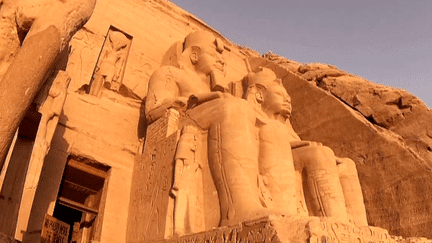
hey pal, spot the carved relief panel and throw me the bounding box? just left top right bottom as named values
left=89, top=27, right=132, bottom=98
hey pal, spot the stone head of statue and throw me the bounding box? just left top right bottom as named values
left=244, top=67, right=292, bottom=120
left=49, top=71, right=70, bottom=98
left=109, top=30, right=128, bottom=51
left=182, top=31, right=226, bottom=77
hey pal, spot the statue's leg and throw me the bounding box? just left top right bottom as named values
left=258, top=123, right=298, bottom=216
left=89, top=75, right=105, bottom=97
left=187, top=98, right=267, bottom=226
left=259, top=167, right=298, bottom=215
left=186, top=172, right=197, bottom=233
left=337, top=158, right=368, bottom=226
left=0, top=24, right=61, bottom=169
left=110, top=80, right=121, bottom=92
left=292, top=145, right=349, bottom=223
left=211, top=103, right=268, bottom=225
left=173, top=189, right=187, bottom=236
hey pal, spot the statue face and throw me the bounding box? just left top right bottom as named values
left=194, top=44, right=226, bottom=76
left=261, top=84, right=292, bottom=119
left=109, top=31, right=128, bottom=51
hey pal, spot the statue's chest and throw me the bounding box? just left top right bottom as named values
left=178, top=78, right=210, bottom=96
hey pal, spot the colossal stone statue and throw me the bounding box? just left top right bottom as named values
left=146, top=31, right=270, bottom=227
left=244, top=67, right=368, bottom=227
left=0, top=0, right=96, bottom=169
left=243, top=68, right=300, bottom=217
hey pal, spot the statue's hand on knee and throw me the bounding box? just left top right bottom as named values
left=187, top=91, right=231, bottom=109
left=290, top=140, right=322, bottom=149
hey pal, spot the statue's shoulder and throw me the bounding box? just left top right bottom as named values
left=147, top=66, right=188, bottom=95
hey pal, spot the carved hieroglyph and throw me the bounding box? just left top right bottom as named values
left=156, top=216, right=409, bottom=243
left=128, top=109, right=181, bottom=241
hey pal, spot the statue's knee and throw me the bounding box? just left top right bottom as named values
left=320, top=146, right=335, bottom=157
left=339, top=158, right=356, bottom=168
left=304, top=146, right=336, bottom=171
left=337, top=158, right=358, bottom=177
left=219, top=98, right=251, bottom=119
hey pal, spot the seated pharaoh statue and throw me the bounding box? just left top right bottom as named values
left=145, top=30, right=271, bottom=229
left=143, top=31, right=369, bottom=238
left=243, top=68, right=368, bottom=227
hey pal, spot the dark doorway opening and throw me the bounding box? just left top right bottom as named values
left=52, top=157, right=110, bottom=243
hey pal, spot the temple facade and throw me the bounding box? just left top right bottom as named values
left=0, top=0, right=432, bottom=243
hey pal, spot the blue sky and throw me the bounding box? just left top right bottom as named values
left=169, top=0, right=432, bottom=108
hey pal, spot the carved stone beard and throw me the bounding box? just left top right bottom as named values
left=277, top=110, right=291, bottom=122
left=210, top=70, right=228, bottom=92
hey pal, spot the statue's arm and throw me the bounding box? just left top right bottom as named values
left=145, top=67, right=186, bottom=123
left=290, top=140, right=322, bottom=149
left=171, top=158, right=183, bottom=197
left=187, top=91, right=231, bottom=108
left=290, top=140, right=311, bottom=149
left=114, top=52, right=126, bottom=80
left=146, top=97, right=188, bottom=123
left=284, top=122, right=322, bottom=149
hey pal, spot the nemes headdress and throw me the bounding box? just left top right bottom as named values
left=245, top=67, right=282, bottom=89
left=183, top=30, right=224, bottom=53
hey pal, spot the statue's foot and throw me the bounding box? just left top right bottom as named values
left=173, top=228, right=185, bottom=237
left=220, top=208, right=272, bottom=227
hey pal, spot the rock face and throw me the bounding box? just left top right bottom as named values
left=0, top=0, right=431, bottom=242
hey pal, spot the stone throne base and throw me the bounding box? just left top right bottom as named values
left=154, top=216, right=431, bottom=243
